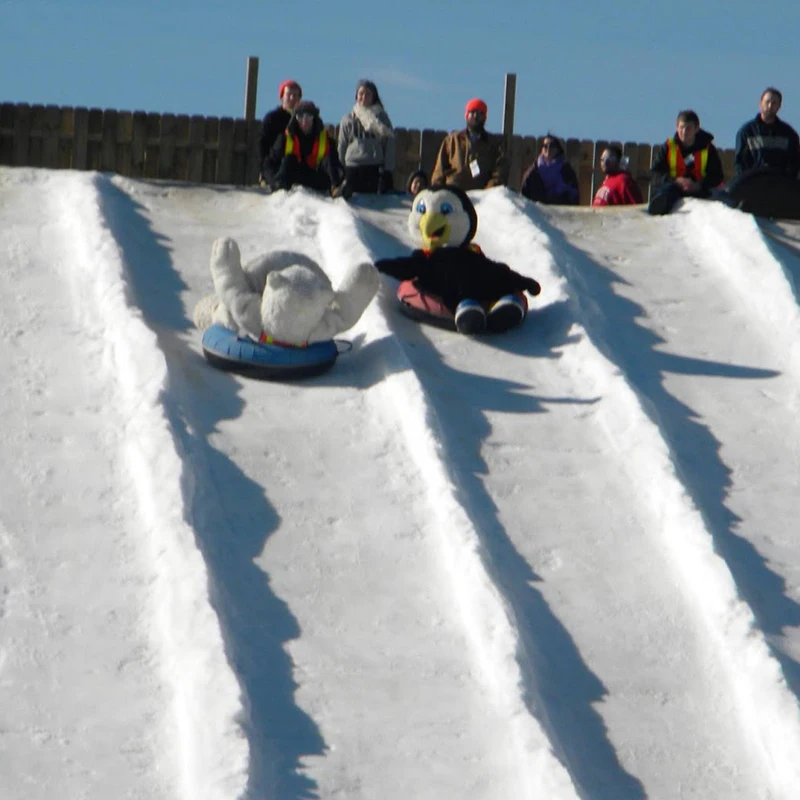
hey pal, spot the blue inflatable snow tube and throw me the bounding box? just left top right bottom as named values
left=201, top=324, right=338, bottom=380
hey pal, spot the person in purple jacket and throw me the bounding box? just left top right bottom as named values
left=520, top=134, right=580, bottom=205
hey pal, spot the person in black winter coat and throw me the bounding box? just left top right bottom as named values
left=734, top=87, right=800, bottom=178
left=262, top=101, right=345, bottom=196
left=648, top=110, right=725, bottom=216
left=258, top=80, right=302, bottom=186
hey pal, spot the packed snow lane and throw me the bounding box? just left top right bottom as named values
left=0, top=170, right=179, bottom=800
left=116, top=179, right=577, bottom=800
left=355, top=190, right=800, bottom=798
left=528, top=196, right=800, bottom=797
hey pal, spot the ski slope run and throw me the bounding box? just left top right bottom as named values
left=2, top=167, right=800, bottom=800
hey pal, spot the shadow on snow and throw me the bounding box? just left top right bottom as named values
left=534, top=207, right=800, bottom=705
left=96, top=175, right=325, bottom=800
left=355, top=213, right=646, bottom=800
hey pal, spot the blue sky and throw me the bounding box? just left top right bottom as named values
left=3, top=0, right=800, bottom=149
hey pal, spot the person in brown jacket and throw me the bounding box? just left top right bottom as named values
left=430, top=98, right=508, bottom=190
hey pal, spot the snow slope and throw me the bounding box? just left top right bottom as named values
left=2, top=167, right=800, bottom=799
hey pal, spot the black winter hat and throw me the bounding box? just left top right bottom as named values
left=294, top=100, right=319, bottom=118
left=406, top=168, right=428, bottom=194
left=355, top=79, right=382, bottom=106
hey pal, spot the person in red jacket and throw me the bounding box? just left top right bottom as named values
left=592, top=146, right=644, bottom=206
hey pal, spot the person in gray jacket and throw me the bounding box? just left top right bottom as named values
left=337, top=79, right=396, bottom=195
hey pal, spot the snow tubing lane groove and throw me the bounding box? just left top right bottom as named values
left=201, top=324, right=338, bottom=380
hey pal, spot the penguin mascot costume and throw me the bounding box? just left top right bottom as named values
left=375, top=186, right=541, bottom=334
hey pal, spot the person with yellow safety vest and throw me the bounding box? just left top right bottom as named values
left=262, top=100, right=346, bottom=197
left=648, top=110, right=724, bottom=216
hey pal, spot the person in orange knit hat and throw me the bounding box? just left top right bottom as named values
left=258, top=79, right=303, bottom=186
left=430, top=97, right=508, bottom=190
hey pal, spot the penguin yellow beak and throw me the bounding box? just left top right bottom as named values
left=420, top=212, right=451, bottom=250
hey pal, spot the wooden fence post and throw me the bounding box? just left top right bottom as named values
left=502, top=73, right=516, bottom=143
left=244, top=56, right=259, bottom=122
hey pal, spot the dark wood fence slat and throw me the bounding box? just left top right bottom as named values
left=100, top=110, right=118, bottom=172
left=115, top=112, right=133, bottom=177
left=130, top=111, right=147, bottom=178
left=42, top=105, right=61, bottom=168
left=635, top=143, right=654, bottom=202
left=515, top=136, right=540, bottom=193
left=244, top=119, right=260, bottom=186
left=393, top=127, right=421, bottom=192
left=144, top=112, right=161, bottom=179
left=187, top=115, right=205, bottom=183
left=28, top=105, right=46, bottom=168
left=420, top=129, right=446, bottom=179
left=173, top=115, right=191, bottom=181
left=72, top=107, right=89, bottom=170
left=87, top=108, right=103, bottom=171
left=159, top=114, right=177, bottom=179
left=216, top=117, right=234, bottom=185
left=231, top=118, right=248, bottom=185
left=0, top=103, right=15, bottom=166
left=12, top=103, right=31, bottom=167
left=59, top=108, right=74, bottom=168
left=574, top=139, right=593, bottom=205
left=203, top=116, right=219, bottom=184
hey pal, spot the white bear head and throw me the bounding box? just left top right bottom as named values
left=261, top=265, right=335, bottom=346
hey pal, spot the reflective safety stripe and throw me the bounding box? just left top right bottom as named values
left=284, top=129, right=328, bottom=168
left=666, top=138, right=709, bottom=180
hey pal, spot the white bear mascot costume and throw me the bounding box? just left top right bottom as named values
left=194, top=237, right=379, bottom=347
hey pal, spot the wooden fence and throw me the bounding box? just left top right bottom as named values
left=0, top=102, right=737, bottom=204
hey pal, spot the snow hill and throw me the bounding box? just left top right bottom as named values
left=2, top=167, right=800, bottom=800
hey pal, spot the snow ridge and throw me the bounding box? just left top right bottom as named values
left=53, top=173, right=248, bottom=800
left=476, top=191, right=800, bottom=796
left=328, top=201, right=580, bottom=799
left=685, top=201, right=800, bottom=395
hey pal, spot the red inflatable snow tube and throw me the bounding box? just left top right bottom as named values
left=396, top=279, right=528, bottom=331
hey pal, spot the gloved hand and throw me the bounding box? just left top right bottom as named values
left=526, top=278, right=542, bottom=296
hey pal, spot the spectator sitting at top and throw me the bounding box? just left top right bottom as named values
left=735, top=87, right=800, bottom=178
left=262, top=101, right=346, bottom=197
left=520, top=135, right=579, bottom=205
left=338, top=79, right=396, bottom=195
left=592, top=145, right=643, bottom=207
left=648, top=110, right=724, bottom=216
left=430, top=98, right=508, bottom=190
left=259, top=79, right=302, bottom=188
left=406, top=168, right=428, bottom=197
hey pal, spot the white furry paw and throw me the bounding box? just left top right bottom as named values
left=210, top=236, right=241, bottom=271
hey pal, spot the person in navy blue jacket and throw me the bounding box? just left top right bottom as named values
left=735, top=88, right=800, bottom=178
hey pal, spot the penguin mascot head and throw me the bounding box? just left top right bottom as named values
left=408, top=186, right=478, bottom=251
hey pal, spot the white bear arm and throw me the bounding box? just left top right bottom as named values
left=210, top=237, right=264, bottom=341
left=308, top=262, right=379, bottom=342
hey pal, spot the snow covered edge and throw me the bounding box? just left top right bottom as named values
left=478, top=190, right=800, bottom=796
left=53, top=172, right=248, bottom=800
left=684, top=201, right=800, bottom=396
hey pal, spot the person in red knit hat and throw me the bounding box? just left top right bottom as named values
left=258, top=79, right=303, bottom=187
left=592, top=145, right=644, bottom=207
left=430, top=97, right=508, bottom=190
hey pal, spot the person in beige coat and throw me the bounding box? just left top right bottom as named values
left=430, top=98, right=508, bottom=190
